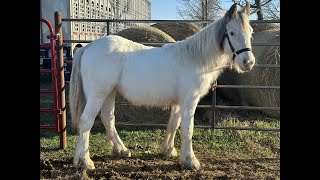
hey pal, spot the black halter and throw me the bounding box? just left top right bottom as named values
left=221, top=32, right=251, bottom=61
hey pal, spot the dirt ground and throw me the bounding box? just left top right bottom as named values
left=40, top=149, right=279, bottom=180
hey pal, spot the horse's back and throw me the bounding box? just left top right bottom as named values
left=80, top=35, right=154, bottom=78
left=91, top=35, right=152, bottom=53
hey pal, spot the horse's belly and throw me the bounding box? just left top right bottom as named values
left=118, top=76, right=177, bottom=106
left=118, top=60, right=178, bottom=107
left=118, top=87, right=176, bottom=106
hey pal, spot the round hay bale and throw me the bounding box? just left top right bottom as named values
left=217, top=27, right=280, bottom=118
left=251, top=23, right=280, bottom=32
left=115, top=26, right=176, bottom=47
left=151, top=23, right=200, bottom=41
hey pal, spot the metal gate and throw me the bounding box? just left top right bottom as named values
left=40, top=17, right=67, bottom=149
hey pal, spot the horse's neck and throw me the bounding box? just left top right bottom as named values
left=169, top=22, right=230, bottom=73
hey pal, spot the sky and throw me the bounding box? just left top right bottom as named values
left=151, top=0, right=257, bottom=20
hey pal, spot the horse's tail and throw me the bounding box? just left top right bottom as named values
left=69, top=46, right=86, bottom=131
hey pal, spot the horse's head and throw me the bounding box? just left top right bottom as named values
left=220, top=2, right=255, bottom=73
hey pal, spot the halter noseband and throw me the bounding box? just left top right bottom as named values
left=221, top=32, right=252, bottom=61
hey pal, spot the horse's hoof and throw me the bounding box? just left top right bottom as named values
left=120, top=149, right=131, bottom=157
left=161, top=147, right=178, bottom=158
left=180, top=157, right=201, bottom=170
left=82, top=158, right=96, bottom=170
left=112, top=148, right=131, bottom=158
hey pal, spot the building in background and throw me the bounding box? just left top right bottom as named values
left=41, top=0, right=151, bottom=51
left=71, top=0, right=151, bottom=36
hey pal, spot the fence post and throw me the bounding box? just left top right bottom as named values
left=107, top=21, right=110, bottom=35
left=55, top=11, right=67, bottom=149
left=211, top=81, right=217, bottom=131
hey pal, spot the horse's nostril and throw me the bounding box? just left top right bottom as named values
left=243, top=59, right=253, bottom=67
left=243, top=60, right=254, bottom=70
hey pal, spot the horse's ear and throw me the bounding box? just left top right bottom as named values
left=227, top=3, right=238, bottom=18
left=241, top=1, right=250, bottom=16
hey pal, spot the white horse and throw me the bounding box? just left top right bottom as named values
left=70, top=2, right=255, bottom=170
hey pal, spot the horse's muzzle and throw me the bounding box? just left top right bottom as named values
left=243, top=59, right=254, bottom=71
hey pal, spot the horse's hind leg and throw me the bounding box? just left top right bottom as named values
left=73, top=96, right=106, bottom=170
left=161, top=105, right=181, bottom=158
left=99, top=90, right=131, bottom=157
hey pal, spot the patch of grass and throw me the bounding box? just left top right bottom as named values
left=40, top=119, right=279, bottom=161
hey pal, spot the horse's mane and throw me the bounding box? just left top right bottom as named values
left=164, top=17, right=226, bottom=70
left=166, top=12, right=250, bottom=72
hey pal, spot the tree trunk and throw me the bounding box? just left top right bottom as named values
left=205, top=0, right=208, bottom=20
left=201, top=1, right=205, bottom=20
left=255, top=0, right=264, bottom=20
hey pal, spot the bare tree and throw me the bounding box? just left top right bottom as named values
left=177, top=0, right=279, bottom=22
left=232, top=0, right=279, bottom=20
left=177, top=0, right=223, bottom=21
left=263, top=0, right=279, bottom=20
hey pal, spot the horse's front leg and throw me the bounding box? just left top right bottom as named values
left=179, top=98, right=201, bottom=170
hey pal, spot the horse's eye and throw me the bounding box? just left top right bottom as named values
left=230, top=32, right=234, bottom=36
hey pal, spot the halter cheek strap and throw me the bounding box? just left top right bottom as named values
left=222, top=33, right=252, bottom=61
